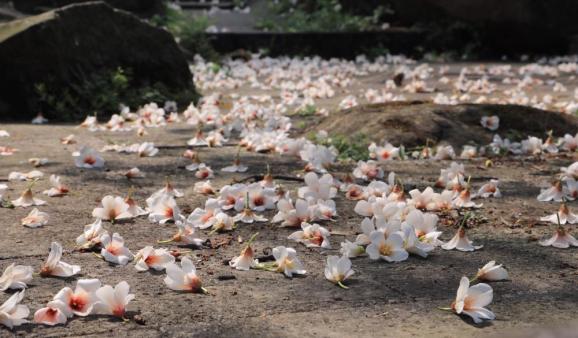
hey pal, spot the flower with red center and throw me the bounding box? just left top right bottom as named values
left=288, top=222, right=331, bottom=248
left=42, top=175, right=70, bottom=197
left=539, top=227, right=578, bottom=248
left=229, top=233, right=259, bottom=271
left=148, top=195, right=182, bottom=224
left=164, top=257, right=206, bottom=293
left=100, top=232, right=134, bottom=265
left=73, top=146, right=104, bottom=169
left=50, top=279, right=101, bottom=318
left=187, top=198, right=220, bottom=229
left=537, top=180, right=564, bottom=202
left=34, top=306, right=67, bottom=326
left=94, top=281, right=135, bottom=319
left=92, top=195, right=132, bottom=222
left=135, top=246, right=175, bottom=272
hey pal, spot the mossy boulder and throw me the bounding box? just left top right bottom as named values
left=0, top=1, right=197, bottom=121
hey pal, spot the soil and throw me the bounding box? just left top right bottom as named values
left=312, top=102, right=578, bottom=148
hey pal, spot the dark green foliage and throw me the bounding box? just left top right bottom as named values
left=35, top=67, right=195, bottom=121
left=152, top=6, right=220, bottom=62
left=257, top=0, right=386, bottom=32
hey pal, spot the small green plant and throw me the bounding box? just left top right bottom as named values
left=318, top=133, right=370, bottom=161
left=295, top=121, right=307, bottom=129
left=295, top=105, right=317, bottom=116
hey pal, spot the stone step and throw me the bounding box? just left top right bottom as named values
left=205, top=29, right=425, bottom=59
left=175, top=1, right=235, bottom=10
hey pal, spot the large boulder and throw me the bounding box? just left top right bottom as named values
left=0, top=1, right=197, bottom=121
left=13, top=0, right=164, bottom=17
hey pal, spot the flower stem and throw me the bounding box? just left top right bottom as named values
left=437, top=307, right=452, bottom=312
left=459, top=212, right=471, bottom=227
left=157, top=239, right=174, bottom=244
left=337, top=281, right=349, bottom=289
left=246, top=232, right=259, bottom=246
left=255, top=262, right=278, bottom=272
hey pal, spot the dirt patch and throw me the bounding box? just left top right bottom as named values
left=313, top=102, right=578, bottom=147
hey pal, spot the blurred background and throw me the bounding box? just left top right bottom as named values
left=1, top=0, right=577, bottom=120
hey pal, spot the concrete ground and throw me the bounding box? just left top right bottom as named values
left=1, top=60, right=578, bottom=337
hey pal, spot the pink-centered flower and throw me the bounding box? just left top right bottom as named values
left=451, top=277, right=495, bottom=324
left=100, top=233, right=133, bottom=265
left=43, top=175, right=69, bottom=197
left=135, top=246, right=175, bottom=272
left=187, top=198, right=220, bottom=229
left=94, top=281, right=135, bottom=318
left=76, top=219, right=105, bottom=249
left=164, top=257, right=204, bottom=293
left=73, top=146, right=105, bottom=169
left=51, top=279, right=101, bottom=317
left=34, top=305, right=67, bottom=326
left=288, top=222, right=331, bottom=248
left=92, top=195, right=132, bottom=222
left=539, top=227, right=578, bottom=248
left=21, top=208, right=49, bottom=228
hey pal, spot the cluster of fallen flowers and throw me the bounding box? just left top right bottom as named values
left=3, top=54, right=578, bottom=330
left=192, top=54, right=578, bottom=115
left=0, top=241, right=134, bottom=328
left=207, top=163, right=509, bottom=324
left=3, top=103, right=571, bottom=329
left=0, top=279, right=134, bottom=328
left=534, top=160, right=578, bottom=248
left=3, top=95, right=576, bottom=329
